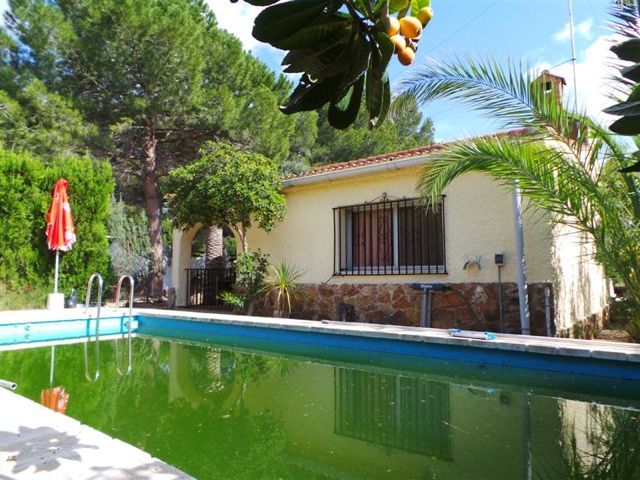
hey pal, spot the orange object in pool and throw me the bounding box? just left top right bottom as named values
left=40, top=386, right=69, bottom=414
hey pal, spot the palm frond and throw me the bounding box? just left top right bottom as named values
left=418, top=137, right=607, bottom=232
left=400, top=56, right=593, bottom=163
left=400, top=56, right=537, bottom=129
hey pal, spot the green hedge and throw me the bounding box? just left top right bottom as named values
left=0, top=148, right=114, bottom=304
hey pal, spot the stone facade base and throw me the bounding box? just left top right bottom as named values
left=261, top=282, right=555, bottom=336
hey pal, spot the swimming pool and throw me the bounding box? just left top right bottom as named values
left=1, top=309, right=639, bottom=479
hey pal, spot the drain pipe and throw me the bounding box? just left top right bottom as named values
left=0, top=379, right=17, bottom=390
left=512, top=185, right=531, bottom=335
left=495, top=253, right=505, bottom=333
left=544, top=286, right=552, bottom=336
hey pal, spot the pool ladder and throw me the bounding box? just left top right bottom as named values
left=114, top=275, right=134, bottom=376
left=83, top=273, right=135, bottom=382
left=83, top=273, right=103, bottom=382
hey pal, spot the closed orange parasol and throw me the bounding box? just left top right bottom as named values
left=46, top=178, right=76, bottom=293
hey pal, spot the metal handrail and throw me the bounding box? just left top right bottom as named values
left=83, top=273, right=103, bottom=382
left=114, top=275, right=134, bottom=376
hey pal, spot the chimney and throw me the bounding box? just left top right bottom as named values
left=533, top=70, right=567, bottom=106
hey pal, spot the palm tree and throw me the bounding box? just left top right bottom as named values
left=400, top=57, right=640, bottom=334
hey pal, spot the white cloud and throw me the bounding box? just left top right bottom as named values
left=553, top=18, right=594, bottom=43
left=206, top=1, right=291, bottom=77
left=537, top=34, right=622, bottom=124
left=206, top=1, right=262, bottom=51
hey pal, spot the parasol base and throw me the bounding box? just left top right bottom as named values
left=46, top=293, right=65, bottom=310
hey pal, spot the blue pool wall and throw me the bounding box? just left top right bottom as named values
left=136, top=315, right=640, bottom=382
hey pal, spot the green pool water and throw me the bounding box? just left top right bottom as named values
left=1, top=336, right=639, bottom=480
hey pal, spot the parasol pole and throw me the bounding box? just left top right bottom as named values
left=49, top=346, right=55, bottom=387
left=54, top=250, right=60, bottom=294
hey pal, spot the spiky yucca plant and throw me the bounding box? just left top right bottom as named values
left=401, top=57, right=640, bottom=334
left=262, top=261, right=304, bottom=317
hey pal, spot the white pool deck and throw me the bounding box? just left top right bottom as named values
left=0, top=307, right=639, bottom=479
left=0, top=388, right=193, bottom=479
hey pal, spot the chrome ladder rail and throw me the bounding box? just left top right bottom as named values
left=114, top=275, right=134, bottom=376
left=83, top=273, right=103, bottom=382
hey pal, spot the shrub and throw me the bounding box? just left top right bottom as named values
left=108, top=196, right=151, bottom=287
left=0, top=148, right=114, bottom=305
left=229, top=250, right=269, bottom=315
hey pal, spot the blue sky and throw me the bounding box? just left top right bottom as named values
left=1, top=0, right=617, bottom=141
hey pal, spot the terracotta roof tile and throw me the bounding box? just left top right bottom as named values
left=284, top=128, right=530, bottom=181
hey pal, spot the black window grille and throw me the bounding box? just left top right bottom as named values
left=333, top=197, right=446, bottom=275
left=334, top=368, right=452, bottom=459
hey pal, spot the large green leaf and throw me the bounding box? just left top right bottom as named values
left=312, top=42, right=354, bottom=80
left=370, top=74, right=391, bottom=128
left=328, top=74, right=364, bottom=129
left=282, top=36, right=349, bottom=74
left=619, top=160, right=640, bottom=173
left=612, top=38, right=640, bottom=62
left=627, top=83, right=640, bottom=103
left=410, top=0, right=430, bottom=17
left=272, top=15, right=349, bottom=50
left=281, top=73, right=344, bottom=114
left=351, top=0, right=373, bottom=17
left=242, top=0, right=280, bottom=5
left=366, top=32, right=394, bottom=124
left=390, top=0, right=410, bottom=13
left=610, top=115, right=640, bottom=135
left=603, top=99, right=640, bottom=116
left=342, top=35, right=371, bottom=85
left=621, top=62, right=640, bottom=82
left=253, top=0, right=328, bottom=45
left=312, top=30, right=370, bottom=81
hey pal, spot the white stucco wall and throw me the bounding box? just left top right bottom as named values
left=551, top=223, right=611, bottom=331
left=171, top=154, right=611, bottom=326
left=247, top=165, right=554, bottom=285
left=171, top=225, right=201, bottom=307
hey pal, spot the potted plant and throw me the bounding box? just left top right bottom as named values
left=262, top=261, right=303, bottom=318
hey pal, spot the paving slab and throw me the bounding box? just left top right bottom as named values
left=0, top=389, right=193, bottom=480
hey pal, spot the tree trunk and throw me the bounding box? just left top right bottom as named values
left=143, top=126, right=164, bottom=297
left=239, top=225, right=248, bottom=253
left=204, top=226, right=224, bottom=268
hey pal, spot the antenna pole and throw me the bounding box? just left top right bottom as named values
left=568, top=0, right=579, bottom=111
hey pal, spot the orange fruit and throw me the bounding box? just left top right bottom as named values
left=398, top=47, right=415, bottom=66
left=418, top=7, right=433, bottom=26
left=386, top=16, right=400, bottom=36
left=390, top=34, right=406, bottom=54
left=399, top=16, right=422, bottom=39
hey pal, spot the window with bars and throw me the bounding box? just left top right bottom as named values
left=333, top=197, right=446, bottom=275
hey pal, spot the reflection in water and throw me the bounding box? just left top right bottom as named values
left=335, top=368, right=451, bottom=459
left=551, top=402, right=640, bottom=480
left=0, top=338, right=638, bottom=480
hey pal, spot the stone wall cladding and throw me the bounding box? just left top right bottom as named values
left=262, top=282, right=556, bottom=335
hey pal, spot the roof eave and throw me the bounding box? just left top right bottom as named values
left=282, top=154, right=431, bottom=188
